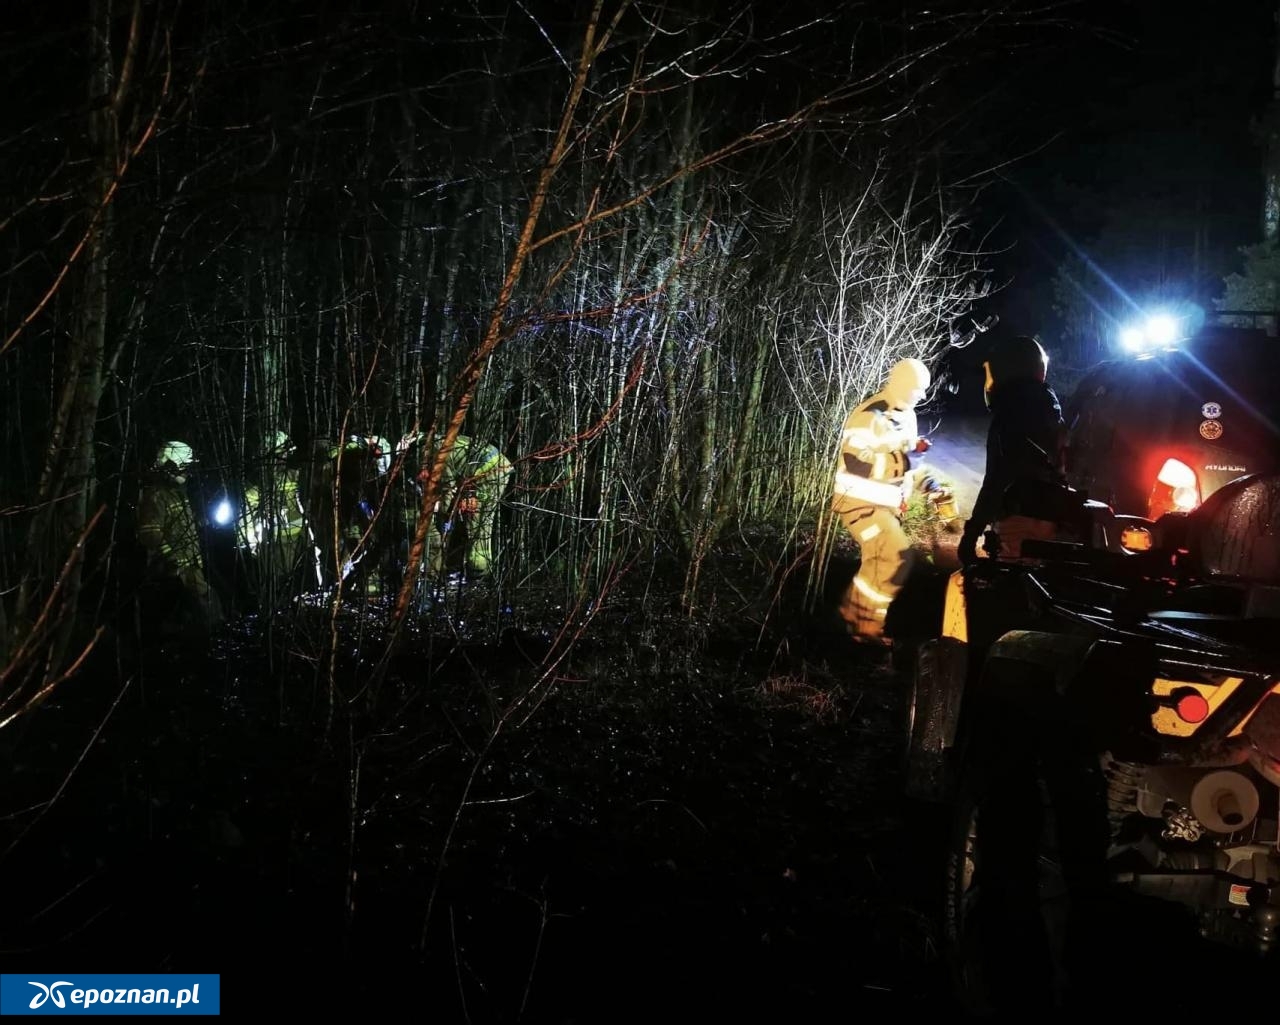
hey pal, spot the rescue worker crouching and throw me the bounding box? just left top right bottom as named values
left=957, top=335, right=1071, bottom=564
left=397, top=432, right=514, bottom=580
left=303, top=433, right=389, bottom=595
left=350, top=434, right=394, bottom=596
left=136, top=440, right=224, bottom=635
left=832, top=358, right=932, bottom=641
left=236, top=430, right=315, bottom=602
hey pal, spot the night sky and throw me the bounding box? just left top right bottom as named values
left=9, top=2, right=1272, bottom=344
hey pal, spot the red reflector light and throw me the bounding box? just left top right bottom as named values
left=1175, top=691, right=1210, bottom=724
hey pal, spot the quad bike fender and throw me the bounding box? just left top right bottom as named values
left=909, top=630, right=1105, bottom=801
left=976, top=631, right=1097, bottom=721
left=903, top=631, right=1143, bottom=801
left=977, top=632, right=1158, bottom=741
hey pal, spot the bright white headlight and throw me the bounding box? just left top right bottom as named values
left=213, top=499, right=233, bottom=526
left=1145, top=313, right=1179, bottom=347
left=1120, top=326, right=1146, bottom=352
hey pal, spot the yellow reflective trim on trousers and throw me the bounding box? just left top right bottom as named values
left=834, top=472, right=902, bottom=509
left=853, top=575, right=894, bottom=607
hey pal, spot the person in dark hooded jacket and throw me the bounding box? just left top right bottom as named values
left=958, top=335, right=1067, bottom=563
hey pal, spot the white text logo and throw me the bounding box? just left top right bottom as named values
left=25, top=981, right=201, bottom=1009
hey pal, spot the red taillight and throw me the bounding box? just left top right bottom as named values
left=1175, top=690, right=1210, bottom=724
left=1157, top=458, right=1197, bottom=489
left=1148, top=457, right=1201, bottom=518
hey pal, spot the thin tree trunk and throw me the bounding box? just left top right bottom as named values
left=15, top=0, right=123, bottom=658
left=653, top=87, right=698, bottom=542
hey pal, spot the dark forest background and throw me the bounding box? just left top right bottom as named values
left=3, top=1, right=1276, bottom=682
left=0, top=0, right=1080, bottom=693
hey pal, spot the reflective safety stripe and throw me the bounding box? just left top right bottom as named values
left=872, top=452, right=887, bottom=479
left=859, top=523, right=882, bottom=542
left=843, top=426, right=879, bottom=449
left=853, top=575, right=894, bottom=607
left=834, top=470, right=903, bottom=510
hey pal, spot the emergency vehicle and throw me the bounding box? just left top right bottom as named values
left=1063, top=314, right=1280, bottom=518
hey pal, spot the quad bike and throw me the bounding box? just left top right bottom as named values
left=896, top=473, right=1280, bottom=1015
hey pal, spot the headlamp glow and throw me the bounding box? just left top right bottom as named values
left=1120, top=311, right=1184, bottom=354
left=1145, top=313, right=1178, bottom=347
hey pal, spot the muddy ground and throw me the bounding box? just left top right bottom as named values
left=0, top=529, right=978, bottom=1020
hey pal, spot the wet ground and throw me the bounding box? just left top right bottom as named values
left=0, top=535, right=963, bottom=1020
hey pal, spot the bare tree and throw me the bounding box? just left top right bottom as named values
left=3, top=0, right=171, bottom=722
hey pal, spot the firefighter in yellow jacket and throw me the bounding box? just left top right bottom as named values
left=832, top=358, right=932, bottom=640
left=137, top=440, right=223, bottom=632
left=237, top=431, right=315, bottom=599
left=299, top=434, right=387, bottom=593
left=397, top=432, right=513, bottom=579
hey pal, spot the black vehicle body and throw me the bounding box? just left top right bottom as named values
left=1063, top=325, right=1280, bottom=518
left=900, top=473, right=1280, bottom=1012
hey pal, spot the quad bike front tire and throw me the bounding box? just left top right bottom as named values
left=942, top=685, right=1111, bottom=1016
left=900, top=638, right=964, bottom=802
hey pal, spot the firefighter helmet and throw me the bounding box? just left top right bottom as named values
left=884, top=358, right=931, bottom=409
left=266, top=430, right=294, bottom=457
left=155, top=440, right=195, bottom=474
left=983, top=335, right=1049, bottom=408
